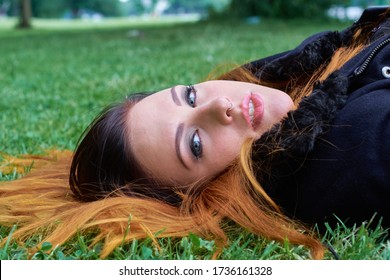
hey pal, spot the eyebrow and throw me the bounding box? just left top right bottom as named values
left=175, top=123, right=189, bottom=170
left=171, top=86, right=182, bottom=106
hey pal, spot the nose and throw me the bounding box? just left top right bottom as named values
left=195, top=97, right=233, bottom=125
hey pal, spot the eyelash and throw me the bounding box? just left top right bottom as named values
left=185, top=85, right=197, bottom=107
left=190, top=130, right=202, bottom=160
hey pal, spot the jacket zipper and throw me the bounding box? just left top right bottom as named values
left=353, top=38, right=390, bottom=76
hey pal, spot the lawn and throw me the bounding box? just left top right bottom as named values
left=0, top=16, right=389, bottom=260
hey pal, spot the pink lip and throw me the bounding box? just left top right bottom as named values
left=241, top=92, right=264, bottom=130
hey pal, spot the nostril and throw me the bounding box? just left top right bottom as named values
left=226, top=101, right=233, bottom=116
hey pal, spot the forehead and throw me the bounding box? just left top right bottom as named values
left=127, top=89, right=179, bottom=181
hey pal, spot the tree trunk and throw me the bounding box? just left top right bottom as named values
left=18, top=0, right=31, bottom=28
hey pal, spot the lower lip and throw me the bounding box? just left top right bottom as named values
left=241, top=92, right=264, bottom=130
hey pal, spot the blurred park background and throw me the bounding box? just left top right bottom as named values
left=1, top=0, right=388, bottom=28
left=1, top=0, right=390, bottom=260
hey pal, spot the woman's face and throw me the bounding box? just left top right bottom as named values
left=128, top=80, right=294, bottom=185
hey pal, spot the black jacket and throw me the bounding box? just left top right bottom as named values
left=248, top=7, right=390, bottom=230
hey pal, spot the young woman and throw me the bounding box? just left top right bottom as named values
left=1, top=7, right=389, bottom=260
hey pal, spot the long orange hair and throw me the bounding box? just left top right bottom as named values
left=0, top=29, right=369, bottom=259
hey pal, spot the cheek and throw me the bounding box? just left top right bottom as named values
left=206, top=147, right=237, bottom=177
left=207, top=126, right=250, bottom=166
left=215, top=134, right=242, bottom=160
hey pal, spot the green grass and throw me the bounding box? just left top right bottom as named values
left=0, top=17, right=389, bottom=260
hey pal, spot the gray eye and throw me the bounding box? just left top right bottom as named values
left=190, top=130, right=202, bottom=159
left=185, top=85, right=197, bottom=107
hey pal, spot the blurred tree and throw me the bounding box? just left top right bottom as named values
left=0, top=0, right=11, bottom=16
left=119, top=0, right=230, bottom=16
left=129, top=0, right=147, bottom=15
left=26, top=0, right=121, bottom=18
left=166, top=0, right=221, bottom=13
left=225, top=0, right=349, bottom=19
left=17, top=0, right=31, bottom=28
left=31, top=0, right=67, bottom=18
left=83, top=0, right=121, bottom=17
left=68, top=0, right=85, bottom=18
